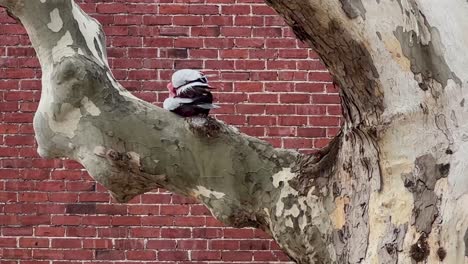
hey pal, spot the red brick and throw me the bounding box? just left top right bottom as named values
left=161, top=228, right=191, bottom=238
left=188, top=5, right=220, bottom=15
left=309, top=116, right=341, bottom=127
left=265, top=16, right=287, bottom=26
left=312, top=94, right=341, bottom=104
left=32, top=249, right=64, bottom=259
left=141, top=216, right=174, bottom=226
left=279, top=116, right=308, bottom=126
left=236, top=104, right=266, bottom=114
left=66, top=227, right=96, bottom=237
left=1, top=249, right=32, bottom=259
left=173, top=16, right=203, bottom=26
left=146, top=239, right=176, bottom=249
left=220, top=27, right=252, bottom=37
left=240, top=240, right=270, bottom=250
left=126, top=250, right=157, bottom=260
left=19, top=215, right=50, bottom=226
left=51, top=216, right=81, bottom=226
left=143, top=15, right=172, bottom=25
left=111, top=216, right=141, bottom=226
left=141, top=193, right=171, bottom=204
left=19, top=238, right=49, bottom=248
left=177, top=239, right=207, bottom=250
left=309, top=71, right=334, bottom=82
left=239, top=127, right=265, bottom=136
left=114, top=239, right=144, bottom=249
left=283, top=138, right=313, bottom=149
left=159, top=5, right=188, bottom=14
left=297, top=128, right=327, bottom=137
left=203, top=16, right=233, bottom=26
left=158, top=251, right=189, bottom=261
left=190, top=49, right=218, bottom=58
left=221, top=6, right=250, bottom=15
left=248, top=116, right=276, bottom=126
left=192, top=228, right=222, bottom=238
left=0, top=238, right=17, bottom=247
left=130, top=227, right=160, bottom=238
left=205, top=60, right=235, bottom=70
left=191, top=250, right=221, bottom=260
left=296, top=105, right=327, bottom=115
left=174, top=216, right=206, bottom=227
left=215, top=115, right=246, bottom=125
left=2, top=227, right=33, bottom=236
left=210, top=240, right=239, bottom=250
left=298, top=60, right=327, bottom=70
left=235, top=16, right=264, bottom=26
left=224, top=228, right=254, bottom=238
left=265, top=105, right=295, bottom=115
left=295, top=82, right=326, bottom=92
left=280, top=93, right=310, bottom=104
left=51, top=239, right=82, bottom=249
left=267, top=127, right=296, bottom=137
left=95, top=250, right=125, bottom=260
left=35, top=227, right=65, bottom=237
left=96, top=3, right=127, bottom=13
left=82, top=239, right=113, bottom=249
left=254, top=251, right=278, bottom=261
left=222, top=251, right=252, bottom=261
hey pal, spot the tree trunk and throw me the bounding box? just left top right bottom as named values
left=1, top=0, right=467, bottom=263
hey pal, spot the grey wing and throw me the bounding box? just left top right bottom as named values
left=163, top=97, right=194, bottom=111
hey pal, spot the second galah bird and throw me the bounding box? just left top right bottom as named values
left=163, top=69, right=219, bottom=117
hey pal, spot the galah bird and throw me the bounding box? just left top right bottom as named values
left=163, top=69, right=219, bottom=117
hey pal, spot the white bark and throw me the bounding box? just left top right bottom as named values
left=1, top=0, right=468, bottom=263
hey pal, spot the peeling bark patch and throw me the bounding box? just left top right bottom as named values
left=378, top=223, right=407, bottom=264
left=47, top=8, right=63, bottom=32
left=410, top=235, right=430, bottom=262
left=81, top=97, right=101, bottom=116
left=47, top=103, right=81, bottom=138
left=339, top=0, right=366, bottom=19
left=52, top=31, right=75, bottom=63
left=394, top=26, right=462, bottom=89
left=402, top=154, right=448, bottom=233
left=71, top=1, right=106, bottom=66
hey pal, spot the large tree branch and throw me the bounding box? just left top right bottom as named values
left=2, top=0, right=468, bottom=263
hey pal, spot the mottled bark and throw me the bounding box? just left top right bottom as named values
left=1, top=0, right=468, bottom=263
left=264, top=0, right=468, bottom=263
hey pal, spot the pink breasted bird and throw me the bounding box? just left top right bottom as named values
left=163, top=69, right=219, bottom=117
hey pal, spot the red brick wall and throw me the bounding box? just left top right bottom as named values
left=0, top=0, right=340, bottom=263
